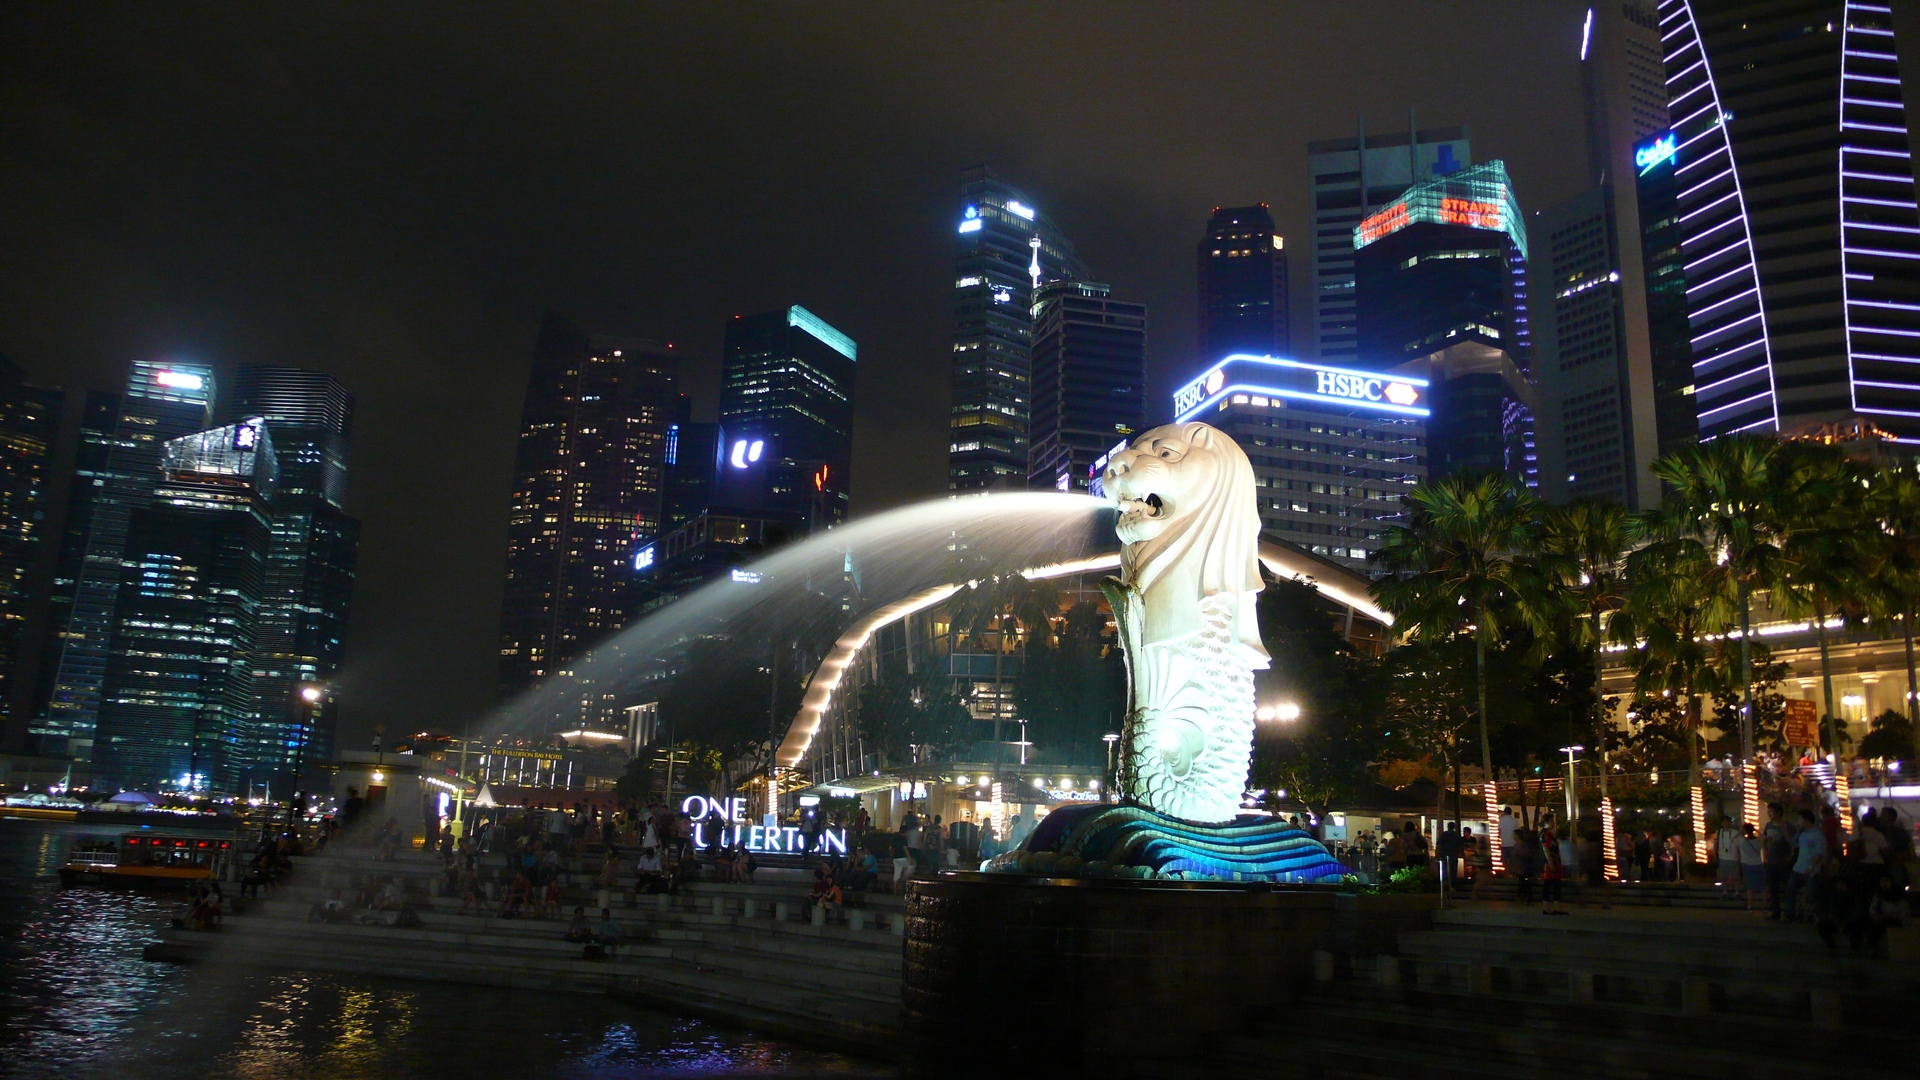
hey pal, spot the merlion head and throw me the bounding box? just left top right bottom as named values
left=1100, top=422, right=1266, bottom=655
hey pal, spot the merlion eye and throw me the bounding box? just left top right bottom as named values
left=1158, top=448, right=1179, bottom=460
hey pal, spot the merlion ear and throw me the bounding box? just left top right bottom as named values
left=1186, top=423, right=1213, bottom=446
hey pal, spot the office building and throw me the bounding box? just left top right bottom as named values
left=1027, top=281, right=1147, bottom=493
left=1661, top=0, right=1920, bottom=441
left=225, top=366, right=358, bottom=785
left=1307, top=122, right=1471, bottom=362
left=33, top=361, right=213, bottom=762
left=93, top=421, right=275, bottom=794
left=1197, top=205, right=1288, bottom=362
left=662, top=420, right=725, bottom=532
left=0, top=357, right=63, bottom=730
left=1636, top=125, right=1698, bottom=455
left=1353, top=160, right=1536, bottom=483
left=1169, top=355, right=1427, bottom=570
left=498, top=314, right=681, bottom=731
left=949, top=166, right=1092, bottom=493
left=1533, top=0, right=1669, bottom=506
left=719, top=306, right=857, bottom=526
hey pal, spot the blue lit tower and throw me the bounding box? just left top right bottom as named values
left=1028, top=281, right=1147, bottom=493
left=1660, top=1, right=1920, bottom=441
left=33, top=361, right=213, bottom=763
left=93, top=421, right=276, bottom=794
left=1197, top=205, right=1288, bottom=361
left=225, top=366, right=359, bottom=790
left=1353, top=161, right=1536, bottom=484
left=0, top=357, right=62, bottom=733
left=719, top=306, right=857, bottom=526
left=949, top=167, right=1091, bottom=492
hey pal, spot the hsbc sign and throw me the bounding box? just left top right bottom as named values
left=1172, top=356, right=1428, bottom=421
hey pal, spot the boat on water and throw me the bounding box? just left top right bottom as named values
left=60, top=831, right=236, bottom=887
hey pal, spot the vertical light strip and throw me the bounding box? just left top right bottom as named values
left=1690, top=784, right=1710, bottom=864
left=1741, top=768, right=1760, bottom=830
left=1483, top=781, right=1503, bottom=874
left=1599, top=797, right=1619, bottom=881
left=1839, top=2, right=1920, bottom=419
left=1660, top=0, right=1777, bottom=438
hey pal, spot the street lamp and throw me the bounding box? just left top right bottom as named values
left=1102, top=732, right=1120, bottom=803
left=1256, top=702, right=1302, bottom=723
left=1559, top=745, right=1583, bottom=829
left=290, top=684, right=323, bottom=837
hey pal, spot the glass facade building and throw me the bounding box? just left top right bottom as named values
left=1659, top=0, right=1920, bottom=441
left=33, top=361, right=213, bottom=762
left=719, top=306, right=857, bottom=526
left=498, top=314, right=681, bottom=733
left=0, top=357, right=63, bottom=732
left=1170, top=355, right=1427, bottom=570
left=948, top=166, right=1091, bottom=493
left=1027, top=281, right=1147, bottom=494
left=93, top=421, right=276, bottom=794
left=1307, top=124, right=1471, bottom=363
left=1353, top=161, right=1537, bottom=484
left=1197, top=205, right=1288, bottom=362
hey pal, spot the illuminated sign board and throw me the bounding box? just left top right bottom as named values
left=1351, top=161, right=1526, bottom=258
left=1635, top=131, right=1676, bottom=175
left=154, top=370, right=205, bottom=391
left=634, top=545, right=655, bottom=572
left=1004, top=199, right=1036, bottom=221
left=729, top=438, right=764, bottom=469
left=1355, top=203, right=1409, bottom=247
left=681, top=795, right=847, bottom=855
left=731, top=569, right=762, bottom=584
left=233, top=422, right=260, bottom=450
left=1172, top=355, right=1428, bottom=422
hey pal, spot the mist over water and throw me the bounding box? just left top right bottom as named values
left=486, top=492, right=1117, bottom=741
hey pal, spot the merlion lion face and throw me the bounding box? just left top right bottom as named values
left=1102, top=424, right=1225, bottom=546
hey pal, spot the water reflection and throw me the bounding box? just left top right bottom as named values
left=2, top=820, right=889, bottom=1079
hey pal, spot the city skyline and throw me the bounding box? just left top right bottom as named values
left=9, top=2, right=1920, bottom=748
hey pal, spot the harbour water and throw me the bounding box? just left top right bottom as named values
left=0, top=818, right=887, bottom=1079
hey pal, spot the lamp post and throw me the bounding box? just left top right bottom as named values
left=1102, top=732, right=1120, bottom=804
left=290, top=685, right=323, bottom=837
left=1559, top=745, right=1584, bottom=830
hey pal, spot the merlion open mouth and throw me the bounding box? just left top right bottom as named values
left=1117, top=492, right=1164, bottom=519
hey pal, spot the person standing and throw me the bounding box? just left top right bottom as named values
left=1437, top=822, right=1461, bottom=887
left=901, top=813, right=923, bottom=879
left=1763, top=803, right=1795, bottom=921
left=1737, top=823, right=1766, bottom=911
left=1497, top=808, right=1517, bottom=875
left=1716, top=816, right=1743, bottom=894
left=1785, top=809, right=1827, bottom=922
left=1541, top=840, right=1568, bottom=914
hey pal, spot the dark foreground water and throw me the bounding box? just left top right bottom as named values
left=0, top=818, right=889, bottom=1079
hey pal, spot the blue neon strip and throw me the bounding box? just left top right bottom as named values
left=1176, top=382, right=1430, bottom=423
left=786, top=306, right=856, bottom=361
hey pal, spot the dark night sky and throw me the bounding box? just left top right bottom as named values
left=7, top=2, right=1919, bottom=746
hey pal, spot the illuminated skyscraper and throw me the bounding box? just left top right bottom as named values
left=1168, top=356, right=1427, bottom=571
left=93, top=421, right=275, bottom=794
left=1353, top=161, right=1536, bottom=483
left=1307, top=123, right=1471, bottom=362
left=0, top=357, right=62, bottom=732
left=1197, top=205, right=1288, bottom=362
left=1534, top=1, right=1669, bottom=507
left=33, top=361, right=213, bottom=762
left=225, top=366, right=358, bottom=787
left=1660, top=0, right=1920, bottom=441
left=949, top=166, right=1091, bottom=492
left=498, top=314, right=680, bottom=730
left=720, top=306, right=857, bottom=526
left=1028, top=281, right=1147, bottom=493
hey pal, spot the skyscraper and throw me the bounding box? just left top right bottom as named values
left=1353, top=160, right=1536, bottom=483
left=1661, top=0, right=1920, bottom=441
left=0, top=357, right=63, bottom=731
left=719, top=306, right=857, bottom=526
left=1534, top=1, right=1670, bottom=507
left=93, top=421, right=275, bottom=794
left=1197, top=206, right=1288, bottom=362
left=1169, top=355, right=1427, bottom=570
left=498, top=314, right=680, bottom=729
left=1027, top=281, right=1147, bottom=493
left=949, top=167, right=1091, bottom=493
left=226, top=366, right=358, bottom=787
left=1307, top=123, right=1471, bottom=362
left=1636, top=125, right=1698, bottom=455
left=33, top=361, right=213, bottom=762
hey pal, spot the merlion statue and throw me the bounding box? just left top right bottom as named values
left=1100, top=422, right=1268, bottom=825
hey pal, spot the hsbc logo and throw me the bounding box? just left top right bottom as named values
left=1316, top=370, right=1419, bottom=407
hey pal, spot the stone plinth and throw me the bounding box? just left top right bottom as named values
left=902, top=873, right=1433, bottom=1073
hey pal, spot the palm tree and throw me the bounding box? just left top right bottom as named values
left=1640, top=436, right=1813, bottom=760
left=1856, top=459, right=1920, bottom=761
left=1617, top=541, right=1725, bottom=789
left=1532, top=499, right=1633, bottom=799
left=1373, top=471, right=1541, bottom=786
left=1774, top=444, right=1868, bottom=755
